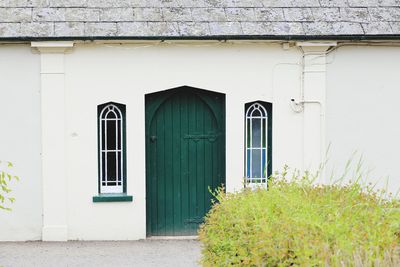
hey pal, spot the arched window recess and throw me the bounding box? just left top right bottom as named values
left=245, top=101, right=272, bottom=186
left=98, top=102, right=126, bottom=194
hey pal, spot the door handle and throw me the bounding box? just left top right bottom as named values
left=150, top=136, right=157, bottom=142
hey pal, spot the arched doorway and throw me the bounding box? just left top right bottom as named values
left=145, top=86, right=225, bottom=236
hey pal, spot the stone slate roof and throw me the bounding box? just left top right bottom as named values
left=0, top=0, right=399, bottom=39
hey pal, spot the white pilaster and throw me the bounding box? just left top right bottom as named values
left=296, top=42, right=336, bottom=175
left=32, top=41, right=74, bottom=241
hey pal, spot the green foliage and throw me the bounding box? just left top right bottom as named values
left=0, top=161, right=19, bottom=211
left=199, top=167, right=400, bottom=266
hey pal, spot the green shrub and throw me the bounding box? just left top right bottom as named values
left=0, top=161, right=19, bottom=211
left=199, top=169, right=400, bottom=266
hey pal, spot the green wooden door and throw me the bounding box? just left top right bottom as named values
left=145, top=87, right=225, bottom=236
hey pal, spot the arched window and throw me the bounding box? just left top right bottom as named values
left=245, top=101, right=272, bottom=185
left=98, top=102, right=126, bottom=194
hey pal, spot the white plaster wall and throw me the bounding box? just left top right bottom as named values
left=1, top=42, right=399, bottom=241
left=64, top=42, right=303, bottom=240
left=0, top=45, right=42, bottom=240
left=326, top=46, right=400, bottom=194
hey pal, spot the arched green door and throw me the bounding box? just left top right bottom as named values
left=145, top=87, right=225, bottom=236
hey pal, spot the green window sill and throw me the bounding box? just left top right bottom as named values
left=92, top=193, right=133, bottom=203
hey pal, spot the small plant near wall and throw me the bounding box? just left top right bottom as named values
left=199, top=166, right=400, bottom=266
left=0, top=161, right=19, bottom=211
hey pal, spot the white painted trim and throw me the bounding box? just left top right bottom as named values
left=36, top=42, right=72, bottom=241
left=296, top=41, right=337, bottom=47
left=31, top=41, right=74, bottom=48
left=31, top=41, right=74, bottom=53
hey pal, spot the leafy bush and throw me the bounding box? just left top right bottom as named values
left=199, top=168, right=400, bottom=266
left=0, top=161, right=19, bottom=211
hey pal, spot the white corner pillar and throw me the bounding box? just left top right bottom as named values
left=296, top=42, right=336, bottom=176
left=32, top=41, right=74, bottom=241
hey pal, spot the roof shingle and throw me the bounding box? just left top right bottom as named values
left=0, top=0, right=399, bottom=39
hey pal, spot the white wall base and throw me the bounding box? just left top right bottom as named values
left=42, top=225, right=68, bottom=241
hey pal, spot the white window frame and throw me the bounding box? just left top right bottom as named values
left=245, top=102, right=268, bottom=185
left=99, top=104, right=124, bottom=194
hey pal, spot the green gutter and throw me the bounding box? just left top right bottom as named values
left=1, top=34, right=400, bottom=42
